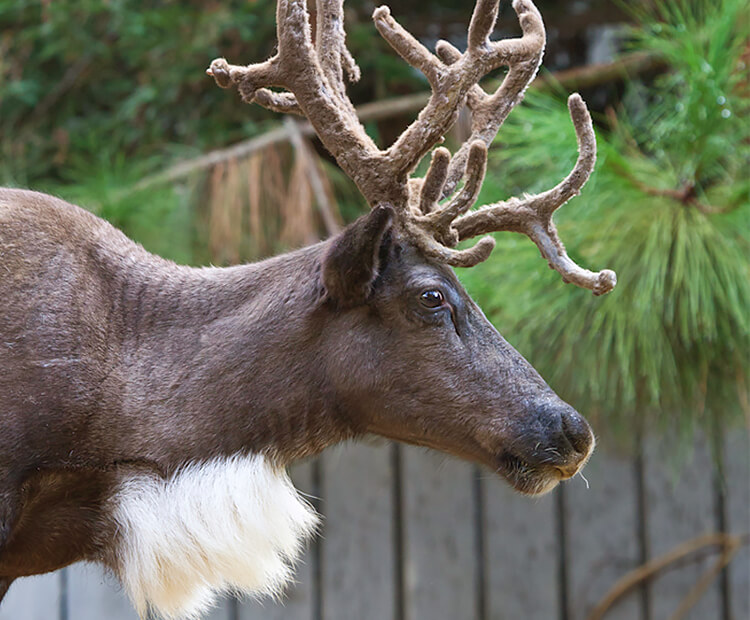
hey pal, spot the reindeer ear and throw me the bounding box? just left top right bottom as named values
left=322, top=205, right=394, bottom=308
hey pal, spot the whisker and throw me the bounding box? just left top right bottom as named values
left=577, top=471, right=590, bottom=490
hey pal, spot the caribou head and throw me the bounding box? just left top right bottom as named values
left=207, top=0, right=615, bottom=493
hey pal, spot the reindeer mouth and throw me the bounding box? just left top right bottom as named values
left=496, top=451, right=563, bottom=496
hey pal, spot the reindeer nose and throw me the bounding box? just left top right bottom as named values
left=548, top=406, right=594, bottom=479
left=527, top=399, right=594, bottom=479
left=560, top=407, right=593, bottom=455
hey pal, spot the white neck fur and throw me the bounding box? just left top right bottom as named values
left=111, top=454, right=318, bottom=619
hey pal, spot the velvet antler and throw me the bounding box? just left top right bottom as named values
left=208, top=0, right=616, bottom=294
left=453, top=95, right=617, bottom=294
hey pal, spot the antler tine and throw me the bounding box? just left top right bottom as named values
left=415, top=235, right=496, bottom=268
left=406, top=140, right=495, bottom=268
left=253, top=89, right=304, bottom=115
left=315, top=0, right=361, bottom=112
left=378, top=0, right=545, bottom=178
left=453, top=95, right=617, bottom=295
left=417, top=141, right=488, bottom=241
left=372, top=6, right=444, bottom=87
left=436, top=0, right=545, bottom=198
left=468, top=0, right=501, bottom=51
left=209, top=0, right=392, bottom=205
left=418, top=148, right=451, bottom=215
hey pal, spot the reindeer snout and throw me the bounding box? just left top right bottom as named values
left=495, top=399, right=595, bottom=494
left=523, top=400, right=595, bottom=477
left=561, top=407, right=594, bottom=455
left=492, top=395, right=596, bottom=494
left=551, top=405, right=594, bottom=479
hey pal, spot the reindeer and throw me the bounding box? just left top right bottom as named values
left=0, top=0, right=616, bottom=618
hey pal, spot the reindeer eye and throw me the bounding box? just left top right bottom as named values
left=419, top=289, right=444, bottom=308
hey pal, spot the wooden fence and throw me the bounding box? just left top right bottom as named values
left=2, top=430, right=747, bottom=620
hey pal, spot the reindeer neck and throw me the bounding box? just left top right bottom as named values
left=100, top=241, right=352, bottom=471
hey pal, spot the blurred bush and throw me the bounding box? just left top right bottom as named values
left=0, top=0, right=291, bottom=180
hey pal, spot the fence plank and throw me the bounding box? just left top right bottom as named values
left=724, top=429, right=749, bottom=620
left=644, top=435, right=721, bottom=620
left=564, top=440, right=643, bottom=620
left=321, top=441, right=395, bottom=620
left=201, top=599, right=234, bottom=620
left=66, top=563, right=234, bottom=620
left=484, top=474, right=559, bottom=620
left=238, top=460, right=316, bottom=620
left=0, top=572, right=61, bottom=620
left=402, top=447, right=478, bottom=620
left=66, top=563, right=140, bottom=620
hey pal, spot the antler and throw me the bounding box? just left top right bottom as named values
left=207, top=0, right=617, bottom=295
left=453, top=95, right=617, bottom=294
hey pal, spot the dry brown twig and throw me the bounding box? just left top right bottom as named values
left=587, top=532, right=748, bottom=620
left=207, top=0, right=616, bottom=294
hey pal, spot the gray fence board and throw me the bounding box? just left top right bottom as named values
left=724, top=429, right=749, bottom=620
left=321, top=441, right=395, bottom=620
left=239, top=461, right=316, bottom=620
left=484, top=474, right=559, bottom=620
left=402, top=448, right=478, bottom=620
left=201, top=599, right=233, bottom=620
left=66, top=563, right=139, bottom=620
left=644, top=435, right=721, bottom=620
left=565, top=441, right=642, bottom=620
left=0, top=572, right=60, bottom=620
left=67, top=565, right=233, bottom=620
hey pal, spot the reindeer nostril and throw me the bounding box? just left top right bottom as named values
left=561, top=408, right=593, bottom=454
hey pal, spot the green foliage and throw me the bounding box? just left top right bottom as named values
left=620, top=0, right=749, bottom=207
left=0, top=0, right=282, bottom=185
left=460, top=0, right=749, bottom=441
